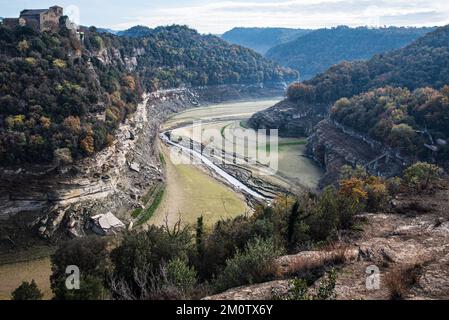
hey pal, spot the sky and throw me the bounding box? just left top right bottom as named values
left=1, top=0, right=448, bottom=34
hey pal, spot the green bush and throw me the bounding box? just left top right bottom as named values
left=53, top=275, right=108, bottom=300
left=50, top=236, right=109, bottom=300
left=274, top=268, right=337, bottom=301
left=404, top=162, right=444, bottom=192
left=213, top=237, right=282, bottom=293
left=195, top=215, right=274, bottom=280
left=110, top=224, right=193, bottom=297
left=11, top=280, right=43, bottom=300
left=165, top=258, right=198, bottom=295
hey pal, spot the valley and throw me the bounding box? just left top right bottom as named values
left=161, top=99, right=323, bottom=201
left=151, top=99, right=323, bottom=228
left=1, top=1, right=449, bottom=303
left=0, top=96, right=323, bottom=300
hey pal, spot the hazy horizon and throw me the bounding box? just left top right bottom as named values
left=1, top=0, right=448, bottom=34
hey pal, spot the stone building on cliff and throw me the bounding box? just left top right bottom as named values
left=2, top=6, right=63, bottom=32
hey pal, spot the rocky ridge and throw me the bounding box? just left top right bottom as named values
left=247, top=99, right=328, bottom=137
left=205, top=187, right=449, bottom=300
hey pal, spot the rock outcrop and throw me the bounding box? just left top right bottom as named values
left=247, top=99, right=328, bottom=137
left=205, top=188, right=449, bottom=300
left=307, top=120, right=408, bottom=187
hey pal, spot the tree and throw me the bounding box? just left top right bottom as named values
left=287, top=83, right=316, bottom=103
left=50, top=236, right=109, bottom=300
left=11, top=280, right=43, bottom=300
left=165, top=258, right=198, bottom=296
left=404, top=162, right=444, bottom=192
left=388, top=124, right=417, bottom=152
left=80, top=135, right=95, bottom=155
left=54, top=148, right=73, bottom=165
left=17, top=40, right=29, bottom=53
left=195, top=216, right=205, bottom=259
left=287, top=201, right=300, bottom=248
left=213, top=237, right=282, bottom=293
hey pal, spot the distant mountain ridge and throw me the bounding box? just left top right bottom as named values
left=117, top=25, right=152, bottom=37
left=249, top=24, right=449, bottom=136
left=221, top=27, right=311, bottom=54
left=266, top=26, right=436, bottom=80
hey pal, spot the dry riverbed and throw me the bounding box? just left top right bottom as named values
left=163, top=99, right=323, bottom=199
left=149, top=144, right=249, bottom=227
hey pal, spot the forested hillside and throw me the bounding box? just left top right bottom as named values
left=288, top=25, right=449, bottom=105
left=331, top=86, right=449, bottom=161
left=221, top=27, right=311, bottom=54
left=249, top=25, right=449, bottom=151
left=116, top=25, right=151, bottom=37
left=266, top=26, right=434, bottom=80
left=0, top=24, right=296, bottom=166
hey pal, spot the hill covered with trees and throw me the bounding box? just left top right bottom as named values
left=266, top=26, right=434, bottom=80
left=301, top=25, right=449, bottom=104
left=116, top=25, right=152, bottom=37
left=250, top=25, right=449, bottom=159
left=331, top=86, right=449, bottom=161
left=221, top=27, right=311, bottom=54
left=0, top=24, right=296, bottom=166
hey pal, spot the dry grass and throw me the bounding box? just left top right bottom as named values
left=150, top=144, right=248, bottom=228
left=0, top=258, right=52, bottom=300
left=278, top=244, right=355, bottom=278
left=385, top=263, right=423, bottom=300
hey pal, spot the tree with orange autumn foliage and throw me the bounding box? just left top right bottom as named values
left=339, top=165, right=389, bottom=212
left=80, top=135, right=95, bottom=155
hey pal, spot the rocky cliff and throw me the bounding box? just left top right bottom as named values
left=0, top=85, right=285, bottom=243
left=247, top=99, right=328, bottom=137
left=306, top=120, right=408, bottom=187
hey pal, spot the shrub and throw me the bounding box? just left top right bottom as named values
left=11, top=280, right=43, bottom=300
left=110, top=223, right=193, bottom=297
left=110, top=259, right=201, bottom=300
left=315, top=268, right=338, bottom=300
left=50, top=236, right=109, bottom=300
left=275, top=268, right=338, bottom=300
left=386, top=176, right=404, bottom=195
left=403, top=162, right=444, bottom=193
left=54, top=275, right=108, bottom=300
left=196, top=215, right=274, bottom=280
left=385, top=264, right=422, bottom=300
left=213, top=237, right=282, bottom=293
left=165, top=258, right=198, bottom=296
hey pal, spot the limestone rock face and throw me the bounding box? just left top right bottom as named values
left=248, top=99, right=328, bottom=137
left=203, top=280, right=290, bottom=300
left=0, top=85, right=286, bottom=241
left=307, top=119, right=407, bottom=187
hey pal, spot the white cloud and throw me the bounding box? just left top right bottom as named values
left=109, top=0, right=449, bottom=33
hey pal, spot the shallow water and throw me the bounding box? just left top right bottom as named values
left=166, top=98, right=324, bottom=191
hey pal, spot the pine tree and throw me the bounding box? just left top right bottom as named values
left=196, top=216, right=205, bottom=259
left=287, top=201, right=300, bottom=248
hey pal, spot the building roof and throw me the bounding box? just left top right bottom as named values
left=91, top=212, right=126, bottom=232
left=20, top=9, right=48, bottom=16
